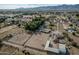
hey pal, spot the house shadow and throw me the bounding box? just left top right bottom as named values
left=47, top=51, right=59, bottom=55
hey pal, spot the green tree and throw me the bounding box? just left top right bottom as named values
left=24, top=17, right=44, bottom=31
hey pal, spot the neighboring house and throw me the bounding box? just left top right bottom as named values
left=40, top=29, right=51, bottom=33
left=23, top=15, right=33, bottom=19
left=67, top=28, right=76, bottom=33
left=76, top=21, right=79, bottom=27
left=22, top=15, right=33, bottom=22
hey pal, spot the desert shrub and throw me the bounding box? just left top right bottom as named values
left=53, top=39, right=59, bottom=43
left=25, top=52, right=30, bottom=55
left=62, top=32, right=68, bottom=38
left=68, top=37, right=73, bottom=42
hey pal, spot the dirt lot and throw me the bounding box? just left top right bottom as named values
left=25, top=32, right=49, bottom=50
left=0, top=44, right=27, bottom=55
left=69, top=46, right=79, bottom=55
left=0, top=25, right=23, bottom=40
left=0, top=44, right=17, bottom=55
left=8, top=33, right=32, bottom=45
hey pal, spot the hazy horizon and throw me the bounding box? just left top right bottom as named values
left=0, top=4, right=76, bottom=9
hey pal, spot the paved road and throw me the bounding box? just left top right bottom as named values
left=57, top=20, right=64, bottom=33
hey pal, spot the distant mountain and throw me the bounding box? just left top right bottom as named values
left=16, top=4, right=79, bottom=11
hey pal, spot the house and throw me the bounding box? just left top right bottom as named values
left=59, top=44, right=66, bottom=54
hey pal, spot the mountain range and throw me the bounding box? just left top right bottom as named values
left=16, top=4, right=79, bottom=11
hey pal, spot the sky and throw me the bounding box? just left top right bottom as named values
left=0, top=0, right=78, bottom=4
left=0, top=4, right=60, bottom=9
left=0, top=0, right=78, bottom=9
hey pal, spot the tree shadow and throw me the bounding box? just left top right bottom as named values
left=0, top=40, right=3, bottom=49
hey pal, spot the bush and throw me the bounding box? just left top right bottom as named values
left=72, top=32, right=76, bottom=36
left=69, top=24, right=73, bottom=27
left=62, top=32, right=68, bottom=38
left=53, top=39, right=59, bottom=43
left=68, top=37, right=73, bottom=42
left=49, top=23, right=55, bottom=27
left=0, top=17, right=6, bottom=23
left=76, top=14, right=79, bottom=17
left=25, top=52, right=30, bottom=55
left=22, top=50, right=30, bottom=55
left=72, top=41, right=77, bottom=47
left=76, top=30, right=79, bottom=34
left=17, top=24, right=21, bottom=27
left=71, top=41, right=79, bottom=48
